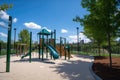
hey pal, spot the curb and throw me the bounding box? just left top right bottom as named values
left=89, top=56, right=102, bottom=80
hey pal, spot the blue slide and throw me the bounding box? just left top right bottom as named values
left=21, top=52, right=30, bottom=59
left=46, top=44, right=59, bottom=59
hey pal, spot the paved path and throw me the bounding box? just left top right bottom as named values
left=0, top=54, right=95, bottom=80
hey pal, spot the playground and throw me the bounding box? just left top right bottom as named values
left=0, top=17, right=97, bottom=80
left=0, top=54, right=95, bottom=80
left=1, top=1, right=120, bottom=80
left=0, top=16, right=119, bottom=80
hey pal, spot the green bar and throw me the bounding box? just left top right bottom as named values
left=14, top=28, right=16, bottom=50
left=0, top=42, right=1, bottom=55
left=29, top=32, right=32, bottom=63
left=42, top=35, right=44, bottom=61
left=68, top=45, right=70, bottom=60
left=65, top=38, right=66, bottom=60
left=54, top=29, right=56, bottom=48
left=6, top=16, right=12, bottom=72
left=60, top=37, right=62, bottom=58
left=38, top=35, right=41, bottom=59
left=46, top=35, right=48, bottom=59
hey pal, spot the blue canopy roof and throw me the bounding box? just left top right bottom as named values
left=37, top=28, right=51, bottom=35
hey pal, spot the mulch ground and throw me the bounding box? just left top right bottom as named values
left=92, top=56, right=120, bottom=80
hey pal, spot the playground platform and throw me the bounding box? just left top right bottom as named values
left=0, top=53, right=96, bottom=80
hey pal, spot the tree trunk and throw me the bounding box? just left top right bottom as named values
left=98, top=45, right=101, bottom=56
left=108, top=33, right=112, bottom=68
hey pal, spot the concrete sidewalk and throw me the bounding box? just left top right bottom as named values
left=0, top=54, right=95, bottom=80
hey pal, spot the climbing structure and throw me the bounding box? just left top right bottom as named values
left=37, top=28, right=59, bottom=60
left=56, top=37, right=71, bottom=60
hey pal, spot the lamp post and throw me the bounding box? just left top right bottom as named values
left=76, top=27, right=79, bottom=52
left=14, top=28, right=16, bottom=50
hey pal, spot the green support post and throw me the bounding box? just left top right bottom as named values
left=0, top=42, right=1, bottom=55
left=65, top=38, right=66, bottom=60
left=29, top=32, right=32, bottom=63
left=50, top=32, right=52, bottom=45
left=6, top=16, right=12, bottom=72
left=50, top=32, right=53, bottom=59
left=39, top=35, right=41, bottom=59
left=60, top=37, right=62, bottom=58
left=42, top=35, right=44, bottom=61
left=54, top=29, right=56, bottom=48
left=46, top=35, right=48, bottom=59
left=14, top=28, right=16, bottom=50
left=68, top=45, right=70, bottom=60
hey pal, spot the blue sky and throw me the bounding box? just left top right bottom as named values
left=0, top=0, right=90, bottom=43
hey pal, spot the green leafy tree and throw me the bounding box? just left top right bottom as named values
left=18, top=29, right=30, bottom=45
left=0, top=4, right=12, bottom=11
left=0, top=40, right=7, bottom=49
left=74, top=0, right=120, bottom=68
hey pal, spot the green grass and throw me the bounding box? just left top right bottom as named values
left=0, top=49, right=7, bottom=55
left=71, top=51, right=120, bottom=57
left=0, top=49, right=17, bottom=56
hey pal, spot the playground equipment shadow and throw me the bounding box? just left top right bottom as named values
left=0, top=71, right=6, bottom=73
left=49, top=55, right=95, bottom=80
left=12, top=58, right=55, bottom=64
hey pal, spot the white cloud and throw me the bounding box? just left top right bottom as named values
left=69, top=35, right=77, bottom=43
left=24, top=22, right=41, bottom=29
left=0, top=22, right=6, bottom=27
left=0, top=22, right=8, bottom=28
left=68, top=32, right=91, bottom=43
left=13, top=18, right=17, bottom=23
left=61, top=29, right=68, bottom=33
left=0, top=32, right=7, bottom=38
left=0, top=10, right=17, bottom=23
left=0, top=10, right=9, bottom=20
left=79, top=33, right=91, bottom=43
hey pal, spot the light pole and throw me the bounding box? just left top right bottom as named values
left=14, top=28, right=16, bottom=50
left=76, top=27, right=79, bottom=52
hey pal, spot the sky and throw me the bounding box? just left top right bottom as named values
left=0, top=0, right=91, bottom=43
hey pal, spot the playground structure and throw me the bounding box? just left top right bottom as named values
left=57, top=37, right=71, bottom=60
left=37, top=29, right=59, bottom=60
left=21, top=29, right=59, bottom=61
left=21, top=28, right=71, bottom=61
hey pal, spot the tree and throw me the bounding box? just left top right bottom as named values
left=18, top=29, right=30, bottom=45
left=74, top=0, right=120, bottom=68
left=0, top=4, right=12, bottom=11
